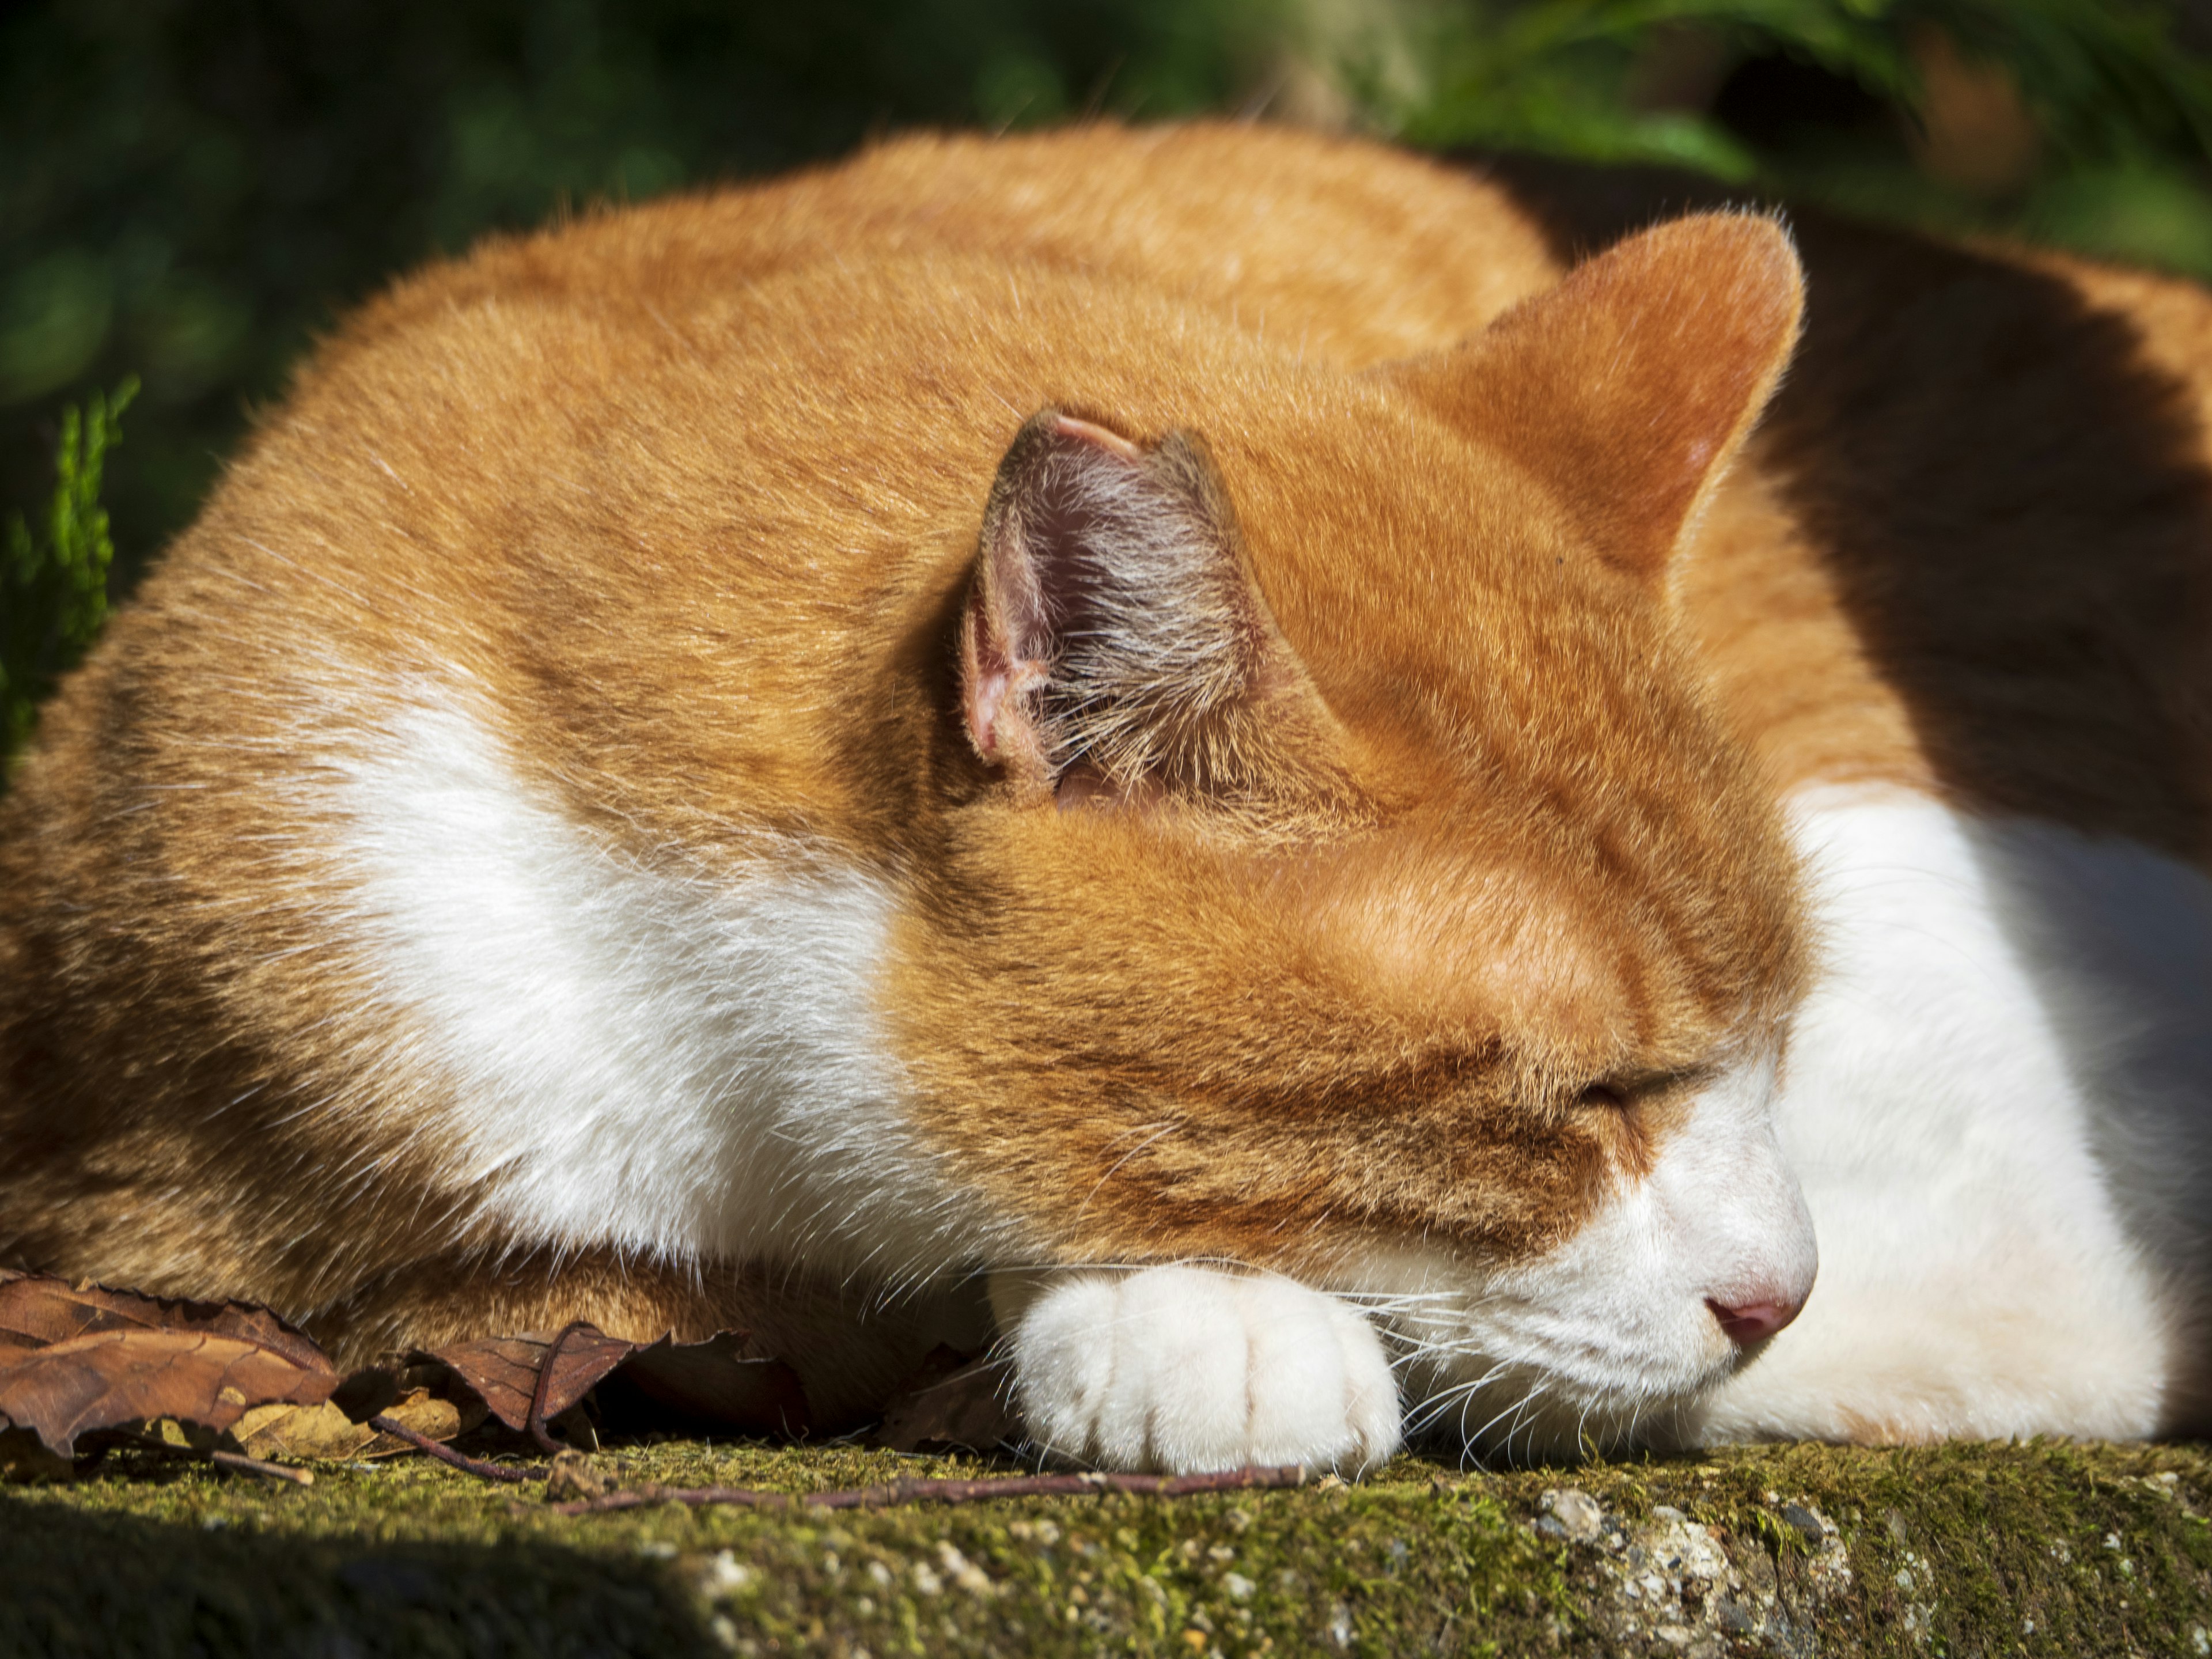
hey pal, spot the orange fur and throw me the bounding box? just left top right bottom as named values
left=20, top=121, right=2180, bottom=1434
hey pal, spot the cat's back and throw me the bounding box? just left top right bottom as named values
left=342, top=122, right=1561, bottom=371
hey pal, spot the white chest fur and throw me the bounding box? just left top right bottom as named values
left=333, top=694, right=998, bottom=1282
left=1696, top=788, right=2212, bottom=1442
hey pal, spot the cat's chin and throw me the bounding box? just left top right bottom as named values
left=1387, top=1342, right=1750, bottom=1464
left=1370, top=1317, right=1729, bottom=1463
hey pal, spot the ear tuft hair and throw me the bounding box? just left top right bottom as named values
left=961, top=410, right=1274, bottom=800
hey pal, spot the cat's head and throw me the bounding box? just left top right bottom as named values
left=894, top=212, right=1817, bottom=1455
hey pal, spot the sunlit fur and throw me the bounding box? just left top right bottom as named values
left=3, top=122, right=2199, bottom=1461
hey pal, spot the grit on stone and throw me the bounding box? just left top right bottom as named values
left=2, top=1438, right=2208, bottom=1656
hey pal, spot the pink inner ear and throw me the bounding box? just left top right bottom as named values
left=968, top=666, right=1012, bottom=757
left=963, top=584, right=1013, bottom=758
left=962, top=578, right=1050, bottom=764
left=1050, top=413, right=1144, bottom=461
left=963, top=415, right=1145, bottom=767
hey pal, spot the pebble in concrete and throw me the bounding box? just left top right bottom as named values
left=1533, top=1486, right=1853, bottom=1658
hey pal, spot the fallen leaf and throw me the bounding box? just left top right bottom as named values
left=0, top=1327, right=338, bottom=1457
left=0, top=1270, right=823, bottom=1469
left=234, top=1400, right=367, bottom=1461
left=877, top=1346, right=1018, bottom=1453
left=418, top=1325, right=812, bottom=1440
left=368, top=1386, right=487, bottom=1453
left=417, top=1326, right=639, bottom=1431
left=0, top=1270, right=340, bottom=1461
left=238, top=1383, right=490, bottom=1461
left=0, top=1268, right=328, bottom=1369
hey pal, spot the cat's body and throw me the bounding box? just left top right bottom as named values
left=1, top=124, right=2205, bottom=1465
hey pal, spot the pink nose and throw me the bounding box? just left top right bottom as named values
left=1707, top=1296, right=1804, bottom=1346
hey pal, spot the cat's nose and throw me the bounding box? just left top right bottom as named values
left=1706, top=1294, right=1804, bottom=1347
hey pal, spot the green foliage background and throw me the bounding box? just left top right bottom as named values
left=7, top=0, right=2212, bottom=768
left=1, top=377, right=132, bottom=764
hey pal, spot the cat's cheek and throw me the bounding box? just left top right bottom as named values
left=1350, top=1048, right=1816, bottom=1450
left=1521, top=1049, right=1820, bottom=1392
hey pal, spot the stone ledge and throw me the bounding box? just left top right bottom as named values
left=2, top=1439, right=2207, bottom=1655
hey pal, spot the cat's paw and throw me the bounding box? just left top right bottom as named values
left=993, top=1264, right=1402, bottom=1475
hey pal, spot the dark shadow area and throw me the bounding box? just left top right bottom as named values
left=1963, top=817, right=2212, bottom=1429
left=1709, top=51, right=1896, bottom=156
left=1475, top=150, right=2212, bottom=865
left=0, top=1490, right=724, bottom=1659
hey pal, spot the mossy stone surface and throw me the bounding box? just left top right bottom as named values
left=3, top=1439, right=2209, bottom=1656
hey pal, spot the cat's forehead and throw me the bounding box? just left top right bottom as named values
left=1297, top=841, right=1626, bottom=1049
left=1262, top=804, right=1786, bottom=1076
left=1215, top=386, right=1675, bottom=725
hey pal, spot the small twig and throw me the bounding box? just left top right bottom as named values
left=527, top=1319, right=593, bottom=1455
left=547, top=1463, right=1306, bottom=1517
left=209, top=1450, right=313, bottom=1487
left=368, top=1414, right=542, bottom=1483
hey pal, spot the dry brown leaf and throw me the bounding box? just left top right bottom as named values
left=236, top=1384, right=488, bottom=1461
left=0, top=1270, right=820, bottom=1468
left=417, top=1326, right=639, bottom=1431
left=233, top=1399, right=372, bottom=1461
left=0, top=1327, right=339, bottom=1457
left=363, top=1385, right=486, bottom=1454
left=0, top=1270, right=340, bottom=1460
left=877, top=1345, right=1018, bottom=1453
left=415, top=1325, right=809, bottom=1439
left=0, top=1268, right=329, bottom=1369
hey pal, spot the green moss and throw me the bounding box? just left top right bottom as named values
left=5, top=1440, right=2207, bottom=1656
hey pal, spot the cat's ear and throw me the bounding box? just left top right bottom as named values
left=1387, top=212, right=1804, bottom=584
left=960, top=410, right=1282, bottom=801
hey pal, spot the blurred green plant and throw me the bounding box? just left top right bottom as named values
left=1382, top=1, right=2212, bottom=168
left=1373, top=0, right=2212, bottom=271
left=9, top=0, right=2212, bottom=640
left=3, top=379, right=135, bottom=775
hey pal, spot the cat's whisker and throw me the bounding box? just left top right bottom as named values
left=1402, top=1378, right=1486, bottom=1437
left=1467, top=1378, right=1547, bottom=1455
left=1405, top=1355, right=1522, bottom=1442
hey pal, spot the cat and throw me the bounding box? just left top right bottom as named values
left=0, top=120, right=2202, bottom=1472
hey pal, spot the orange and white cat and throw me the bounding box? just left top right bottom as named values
left=1, top=123, right=2203, bottom=1471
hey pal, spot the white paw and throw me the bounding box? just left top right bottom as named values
left=993, top=1264, right=1403, bottom=1475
